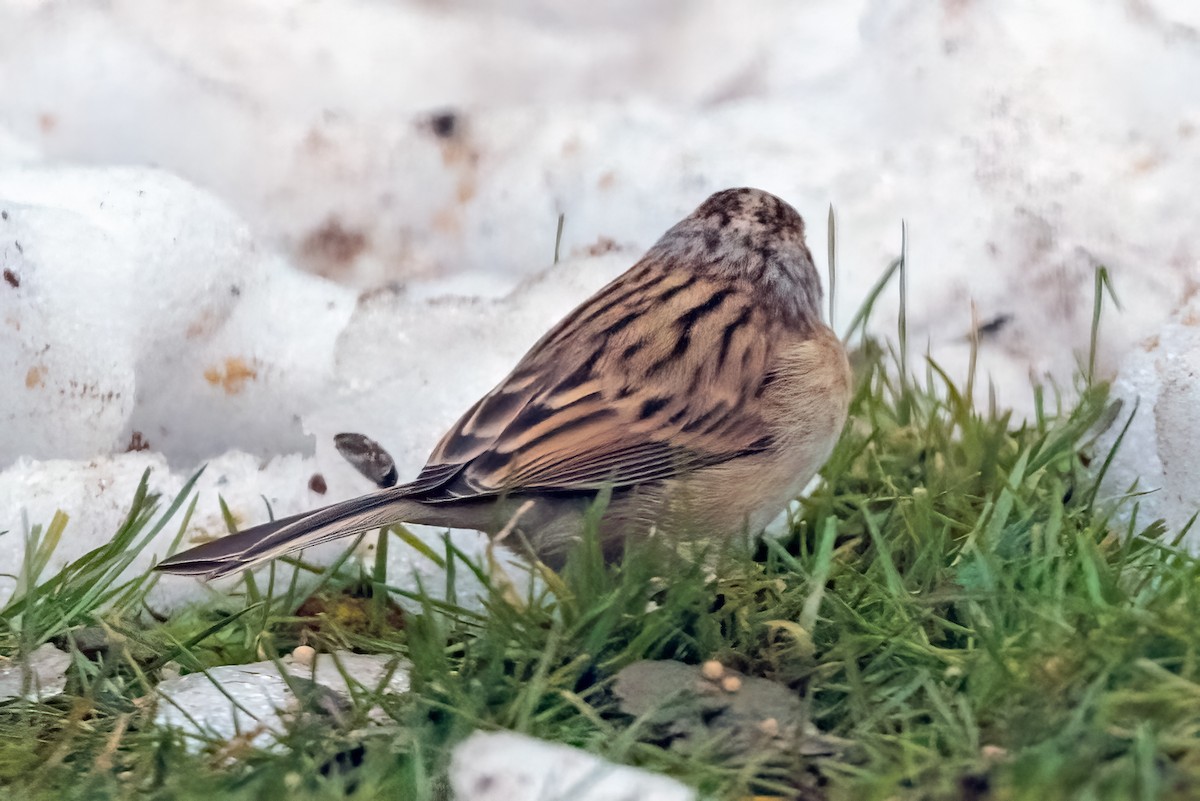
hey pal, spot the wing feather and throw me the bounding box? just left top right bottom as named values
left=417, top=270, right=787, bottom=497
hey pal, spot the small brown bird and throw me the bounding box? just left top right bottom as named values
left=155, top=188, right=851, bottom=579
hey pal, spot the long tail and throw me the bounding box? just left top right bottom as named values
left=154, top=488, right=433, bottom=579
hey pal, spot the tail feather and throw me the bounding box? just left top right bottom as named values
left=154, top=489, right=431, bottom=579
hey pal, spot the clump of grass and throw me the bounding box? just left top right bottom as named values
left=0, top=259, right=1194, bottom=800
left=2, top=469, right=201, bottom=651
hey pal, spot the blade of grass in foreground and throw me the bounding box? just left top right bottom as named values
left=2, top=468, right=205, bottom=651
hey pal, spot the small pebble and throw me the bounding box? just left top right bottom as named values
left=700, top=660, right=725, bottom=680
left=292, top=645, right=316, bottom=666
left=981, top=744, right=1008, bottom=760
left=757, top=717, right=780, bottom=738
left=720, top=675, right=742, bottom=693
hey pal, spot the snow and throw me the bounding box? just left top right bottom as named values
left=0, top=166, right=355, bottom=467
left=1096, top=299, right=1200, bottom=541
left=1, top=0, right=1199, bottom=613
left=0, top=643, right=70, bottom=702
left=154, top=650, right=410, bottom=750
left=450, top=730, right=696, bottom=801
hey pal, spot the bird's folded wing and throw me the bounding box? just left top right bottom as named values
left=418, top=276, right=784, bottom=497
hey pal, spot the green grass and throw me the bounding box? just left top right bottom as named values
left=1, top=270, right=1195, bottom=800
